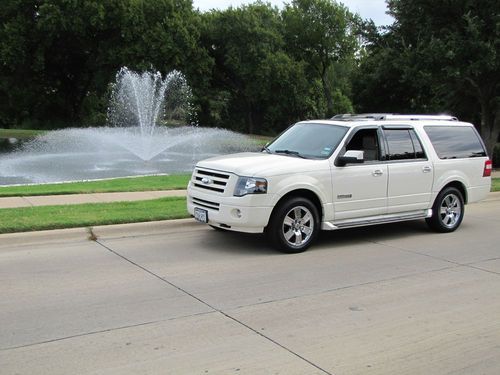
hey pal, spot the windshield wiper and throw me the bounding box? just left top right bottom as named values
left=274, top=149, right=306, bottom=158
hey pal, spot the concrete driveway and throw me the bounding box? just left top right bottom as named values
left=1, top=196, right=500, bottom=374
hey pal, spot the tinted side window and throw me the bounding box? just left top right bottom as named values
left=410, top=131, right=426, bottom=159
left=385, top=129, right=423, bottom=160
left=424, top=126, right=486, bottom=159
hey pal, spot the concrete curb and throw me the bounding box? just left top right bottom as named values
left=0, top=218, right=205, bottom=249
left=1, top=191, right=499, bottom=249
left=483, top=191, right=500, bottom=201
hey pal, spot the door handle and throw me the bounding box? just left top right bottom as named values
left=372, top=169, right=384, bottom=177
left=422, top=166, right=432, bottom=173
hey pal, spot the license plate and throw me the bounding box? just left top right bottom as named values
left=194, top=207, right=208, bottom=223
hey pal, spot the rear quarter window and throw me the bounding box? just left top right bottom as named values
left=424, top=126, right=486, bottom=159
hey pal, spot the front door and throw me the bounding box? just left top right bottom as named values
left=332, top=128, right=388, bottom=220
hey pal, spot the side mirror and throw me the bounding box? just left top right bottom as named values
left=338, top=150, right=364, bottom=166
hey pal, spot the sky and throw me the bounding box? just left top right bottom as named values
left=192, top=0, right=394, bottom=26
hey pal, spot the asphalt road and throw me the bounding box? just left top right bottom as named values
left=1, top=197, right=500, bottom=374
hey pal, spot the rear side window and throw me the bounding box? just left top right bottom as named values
left=384, top=129, right=427, bottom=160
left=424, top=126, right=486, bottom=159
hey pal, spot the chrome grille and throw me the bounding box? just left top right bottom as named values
left=192, top=197, right=220, bottom=211
left=193, top=168, right=230, bottom=194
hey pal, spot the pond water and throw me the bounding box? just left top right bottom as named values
left=0, top=128, right=259, bottom=186
left=0, top=68, right=259, bottom=186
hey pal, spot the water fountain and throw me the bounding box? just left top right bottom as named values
left=0, top=68, right=257, bottom=185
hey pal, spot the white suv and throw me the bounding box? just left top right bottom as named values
left=187, top=114, right=492, bottom=253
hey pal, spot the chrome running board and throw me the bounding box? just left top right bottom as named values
left=321, top=209, right=433, bottom=231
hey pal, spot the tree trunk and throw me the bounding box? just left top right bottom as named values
left=321, top=70, right=334, bottom=117
left=246, top=101, right=254, bottom=135
left=478, top=95, right=499, bottom=160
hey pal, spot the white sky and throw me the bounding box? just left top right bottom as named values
left=193, top=0, right=394, bottom=26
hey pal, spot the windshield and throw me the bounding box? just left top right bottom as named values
left=267, top=122, right=348, bottom=159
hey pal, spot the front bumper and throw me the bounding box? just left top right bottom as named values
left=187, top=183, right=274, bottom=233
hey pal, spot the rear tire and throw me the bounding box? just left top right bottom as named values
left=266, top=197, right=320, bottom=253
left=426, top=187, right=464, bottom=232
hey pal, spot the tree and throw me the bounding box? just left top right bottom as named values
left=200, top=3, right=318, bottom=134
left=0, top=0, right=131, bottom=127
left=0, top=0, right=204, bottom=128
left=355, top=0, right=499, bottom=157
left=282, top=0, right=359, bottom=117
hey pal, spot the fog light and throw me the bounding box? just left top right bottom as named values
left=231, top=209, right=242, bottom=218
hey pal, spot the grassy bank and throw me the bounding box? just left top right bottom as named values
left=0, top=197, right=189, bottom=234
left=2, top=175, right=499, bottom=197
left=0, top=128, right=47, bottom=139
left=0, top=174, right=191, bottom=197
left=493, top=177, right=500, bottom=192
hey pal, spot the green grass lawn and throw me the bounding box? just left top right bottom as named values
left=0, top=174, right=191, bottom=197
left=0, top=128, right=47, bottom=139
left=0, top=197, right=189, bottom=234
left=492, top=177, right=500, bottom=192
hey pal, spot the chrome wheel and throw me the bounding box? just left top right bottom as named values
left=439, top=193, right=462, bottom=228
left=267, top=197, right=319, bottom=253
left=426, top=187, right=464, bottom=233
left=282, top=205, right=314, bottom=248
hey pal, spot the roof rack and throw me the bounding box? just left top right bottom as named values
left=331, top=113, right=458, bottom=122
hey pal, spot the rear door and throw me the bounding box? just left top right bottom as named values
left=383, top=127, right=433, bottom=213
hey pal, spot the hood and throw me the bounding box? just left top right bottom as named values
left=196, top=152, right=329, bottom=177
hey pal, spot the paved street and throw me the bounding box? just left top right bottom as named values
left=1, top=196, right=500, bottom=374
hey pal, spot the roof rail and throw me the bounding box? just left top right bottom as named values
left=331, top=113, right=458, bottom=122
left=331, top=113, right=390, bottom=121
left=384, top=114, right=458, bottom=121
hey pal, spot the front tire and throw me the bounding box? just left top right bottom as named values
left=426, top=187, right=464, bottom=232
left=267, top=197, right=320, bottom=253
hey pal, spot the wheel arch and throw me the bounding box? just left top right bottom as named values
left=268, top=189, right=324, bottom=226
left=440, top=181, right=468, bottom=204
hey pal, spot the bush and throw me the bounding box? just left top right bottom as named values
left=493, top=144, right=500, bottom=168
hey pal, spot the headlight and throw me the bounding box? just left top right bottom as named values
left=234, top=177, right=267, bottom=197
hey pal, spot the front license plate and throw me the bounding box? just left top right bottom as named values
left=194, top=207, right=208, bottom=223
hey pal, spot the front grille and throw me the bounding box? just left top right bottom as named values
left=193, top=168, right=230, bottom=194
left=192, top=197, right=220, bottom=211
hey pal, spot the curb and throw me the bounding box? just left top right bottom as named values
left=1, top=191, right=499, bottom=249
left=484, top=191, right=500, bottom=201
left=0, top=218, right=206, bottom=249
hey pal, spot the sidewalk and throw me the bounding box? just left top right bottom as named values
left=0, top=189, right=187, bottom=209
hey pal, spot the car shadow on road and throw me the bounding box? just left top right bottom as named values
left=198, top=229, right=278, bottom=256
left=199, top=220, right=432, bottom=256
left=317, top=220, right=432, bottom=248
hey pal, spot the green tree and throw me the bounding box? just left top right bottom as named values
left=201, top=3, right=317, bottom=134
left=0, top=0, right=204, bottom=128
left=0, top=0, right=129, bottom=127
left=355, top=0, right=499, bottom=156
left=282, top=0, right=359, bottom=117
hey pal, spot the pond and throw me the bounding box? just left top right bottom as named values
left=0, top=128, right=259, bottom=186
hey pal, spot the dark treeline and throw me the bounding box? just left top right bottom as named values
left=0, top=0, right=498, bottom=155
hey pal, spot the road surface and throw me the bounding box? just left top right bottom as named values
left=1, top=196, right=500, bottom=374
